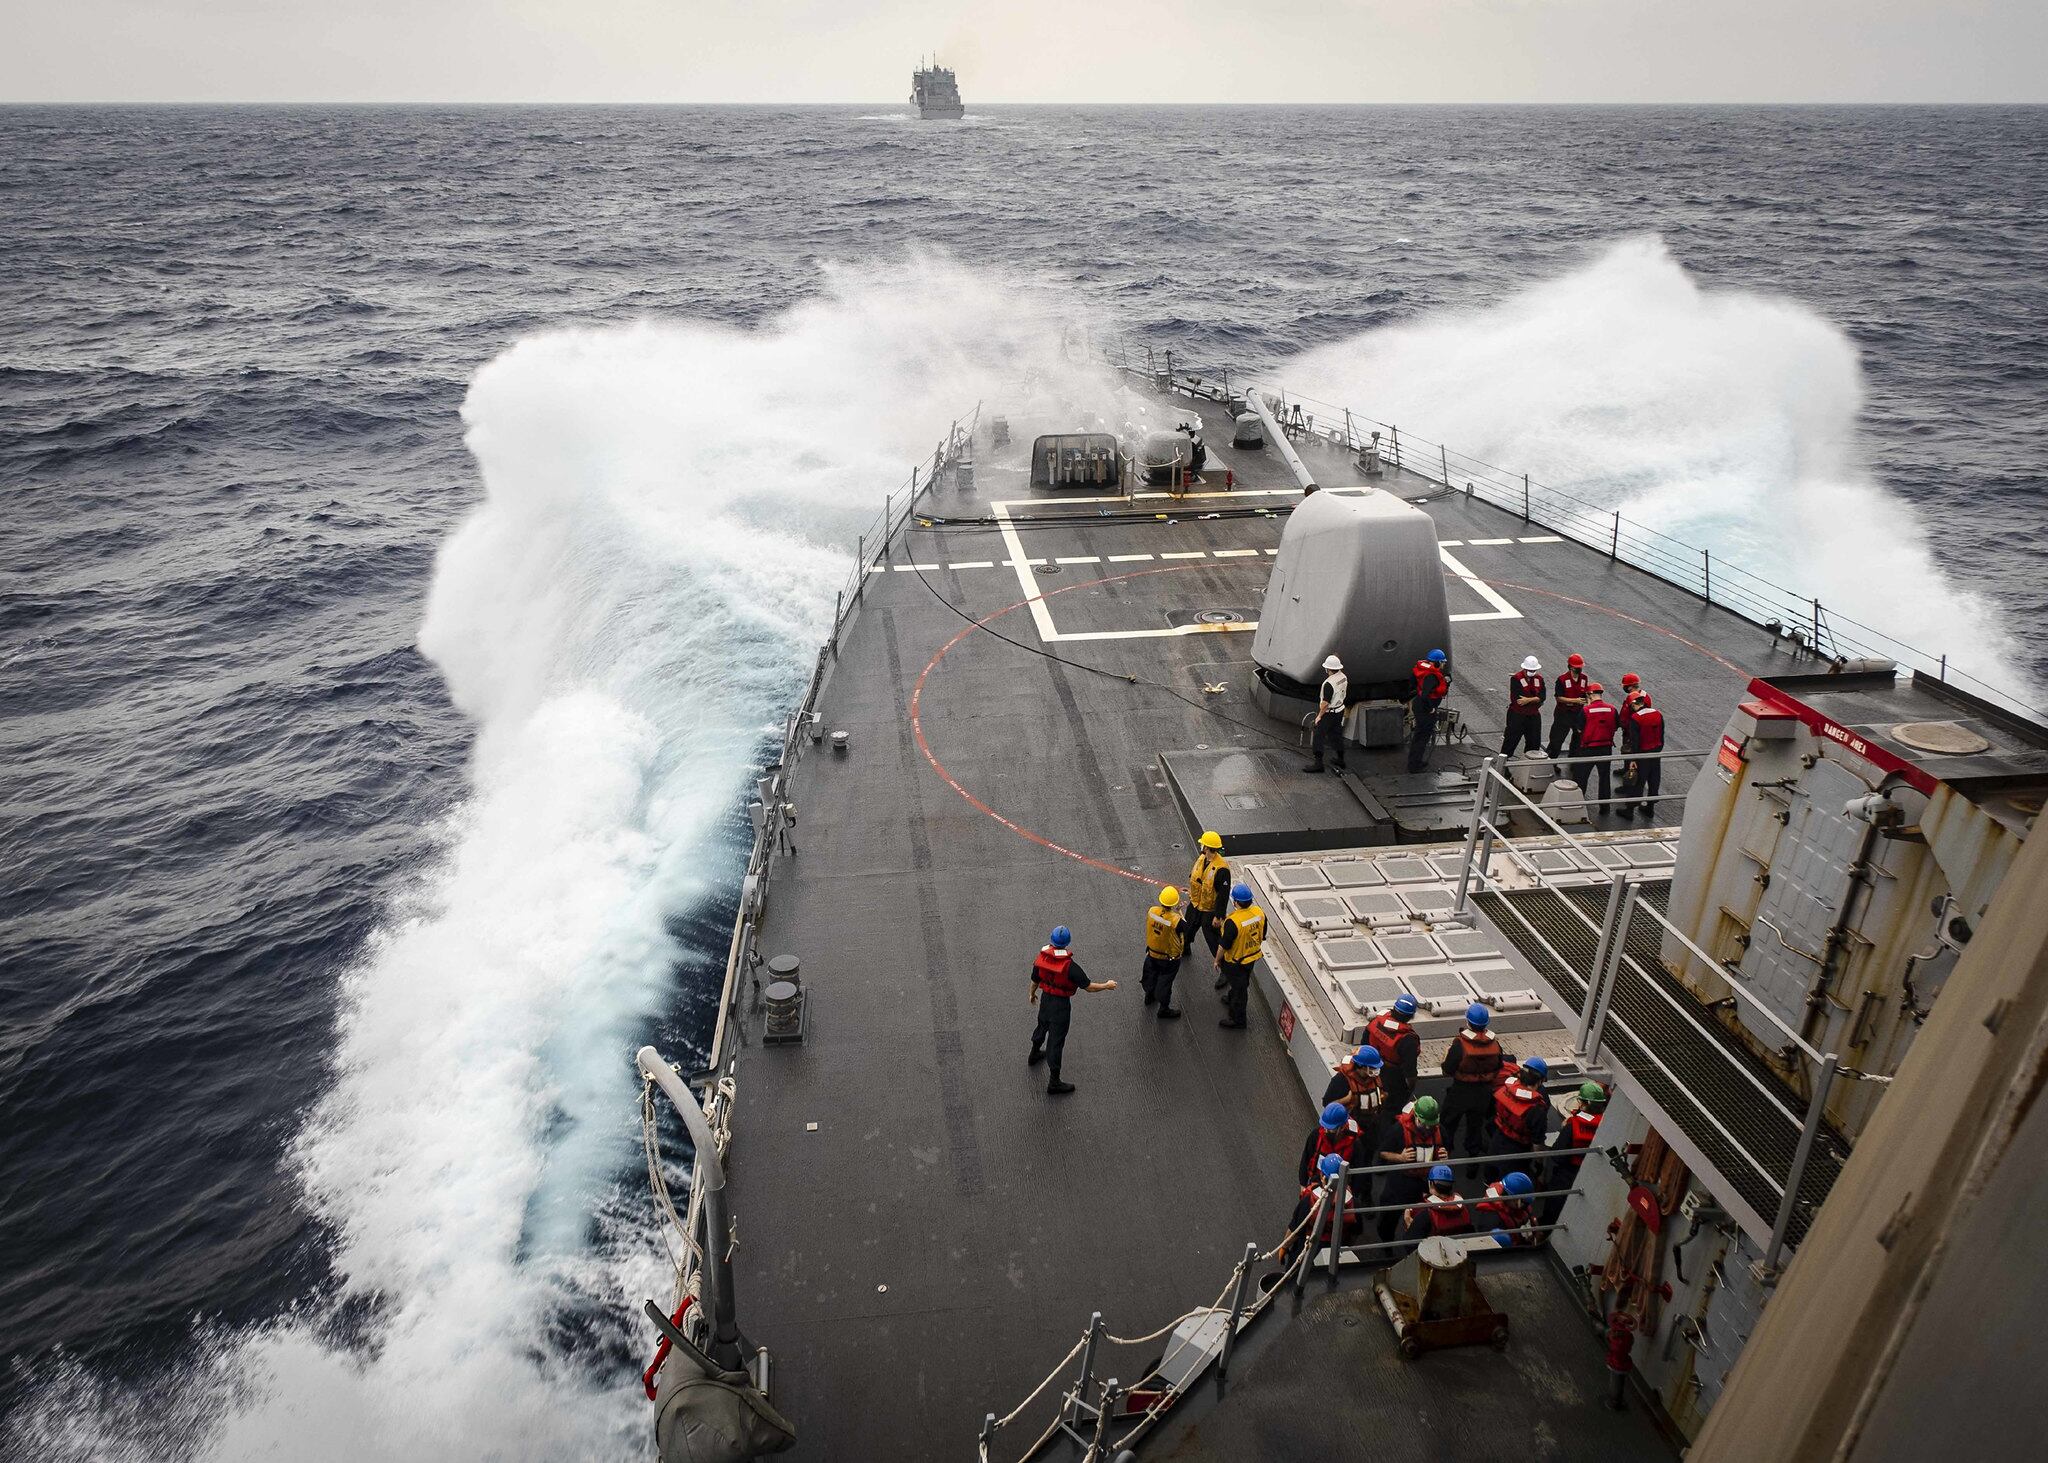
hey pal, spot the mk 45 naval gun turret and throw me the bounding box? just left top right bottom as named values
left=1251, top=488, right=1451, bottom=745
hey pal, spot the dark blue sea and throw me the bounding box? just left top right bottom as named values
left=2, top=104, right=2044, bottom=1459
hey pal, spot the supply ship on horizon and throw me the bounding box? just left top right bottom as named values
left=910, top=60, right=965, bottom=119
left=628, top=343, right=2048, bottom=1462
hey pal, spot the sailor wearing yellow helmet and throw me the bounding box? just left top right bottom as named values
left=1183, top=830, right=1233, bottom=973
left=1139, top=886, right=1187, bottom=1018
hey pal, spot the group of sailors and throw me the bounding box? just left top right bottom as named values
left=1503, top=654, right=1666, bottom=820
left=1025, top=830, right=1260, bottom=1094
left=1300, top=649, right=1666, bottom=819
left=1281, top=998, right=1610, bottom=1265
left=1299, top=649, right=1452, bottom=777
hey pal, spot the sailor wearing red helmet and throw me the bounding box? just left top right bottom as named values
left=1576, top=682, right=1620, bottom=813
left=1548, top=653, right=1590, bottom=759
left=1620, top=688, right=1667, bottom=820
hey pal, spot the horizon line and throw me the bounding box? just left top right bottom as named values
left=4, top=97, right=2045, bottom=108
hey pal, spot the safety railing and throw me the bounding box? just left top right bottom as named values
left=1453, top=752, right=1842, bottom=1275
left=646, top=405, right=981, bottom=1353
left=976, top=1147, right=1590, bottom=1462
left=1099, top=340, right=2039, bottom=723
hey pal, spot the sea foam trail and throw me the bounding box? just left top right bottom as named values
left=10, top=258, right=1113, bottom=1463
left=1283, top=236, right=2026, bottom=698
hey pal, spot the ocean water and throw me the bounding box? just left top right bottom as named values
left=2, top=103, right=2043, bottom=1458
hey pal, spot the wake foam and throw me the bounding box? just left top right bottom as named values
left=9, top=256, right=1113, bottom=1463
left=1284, top=236, right=2024, bottom=694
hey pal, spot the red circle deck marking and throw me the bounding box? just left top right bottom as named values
left=907, top=557, right=1748, bottom=884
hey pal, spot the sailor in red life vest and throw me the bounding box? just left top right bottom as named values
left=1476, top=1170, right=1541, bottom=1245
left=1575, top=683, right=1620, bottom=814
left=1619, top=691, right=1666, bottom=822
left=1406, top=649, right=1451, bottom=773
left=1617, top=672, right=1647, bottom=731
left=1487, top=1056, right=1552, bottom=1179
left=1026, top=926, right=1117, bottom=1096
left=1299, top=1101, right=1366, bottom=1186
left=1548, top=653, right=1590, bottom=758
left=1365, top=992, right=1423, bottom=1110
left=1396, top=1164, right=1475, bottom=1254
left=1322, top=1045, right=1386, bottom=1126
left=1439, top=1002, right=1507, bottom=1158
left=1375, top=1095, right=1447, bottom=1242
left=1276, top=1153, right=1349, bottom=1267
left=1502, top=655, right=1546, bottom=757
left=1541, top=1083, right=1610, bottom=1225
left=1321, top=1049, right=1386, bottom=1204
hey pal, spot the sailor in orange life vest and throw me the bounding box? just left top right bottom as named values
left=1548, top=653, right=1590, bottom=759
left=1363, top=992, right=1423, bottom=1109
left=1440, top=1002, right=1509, bottom=1158
left=1618, top=688, right=1666, bottom=821
left=1322, top=1044, right=1386, bottom=1126
left=1406, top=649, right=1450, bottom=773
left=1486, top=1055, right=1552, bottom=1180
left=1502, top=655, right=1545, bottom=757
left=1027, top=926, right=1117, bottom=1096
left=1302, top=654, right=1349, bottom=774
left=1139, top=886, right=1186, bottom=1019
left=1574, top=683, right=1620, bottom=814
left=1396, top=1164, right=1475, bottom=1254
left=1213, top=883, right=1266, bottom=1030
left=1540, top=1082, right=1609, bottom=1225
left=1183, top=830, right=1233, bottom=967
left=1475, top=1170, right=1541, bottom=1246
left=1375, top=1095, right=1448, bottom=1242
left=1276, top=1153, right=1349, bottom=1268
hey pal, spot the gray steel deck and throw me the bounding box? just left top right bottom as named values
left=719, top=392, right=1816, bottom=1459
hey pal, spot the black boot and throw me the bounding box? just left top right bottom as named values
left=1301, top=761, right=1324, bottom=773
left=1142, top=991, right=1155, bottom=1007
left=1047, top=1077, right=1076, bottom=1095
left=1219, top=1016, right=1247, bottom=1029
left=1157, top=1005, right=1181, bottom=1019
left=1027, top=1046, right=1045, bottom=1066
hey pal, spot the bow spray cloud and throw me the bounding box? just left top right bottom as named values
left=1286, top=235, right=2023, bottom=694
left=13, top=255, right=1114, bottom=1463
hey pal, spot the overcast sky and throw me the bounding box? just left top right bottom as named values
left=5, top=0, right=2044, bottom=104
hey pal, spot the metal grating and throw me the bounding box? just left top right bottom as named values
left=1475, top=881, right=1846, bottom=1246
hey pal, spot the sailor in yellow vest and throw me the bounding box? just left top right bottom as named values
left=1139, top=886, right=1187, bottom=1019
left=1214, top=882, right=1267, bottom=1030
left=1184, top=830, right=1233, bottom=990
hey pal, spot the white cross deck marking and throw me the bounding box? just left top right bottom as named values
left=983, top=496, right=1531, bottom=642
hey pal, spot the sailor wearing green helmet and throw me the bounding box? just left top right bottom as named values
left=1542, top=1082, right=1610, bottom=1226
left=1374, top=1095, right=1448, bottom=1243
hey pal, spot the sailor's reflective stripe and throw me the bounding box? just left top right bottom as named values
left=1187, top=853, right=1227, bottom=912
left=1220, top=905, right=1266, bottom=964
left=1145, top=907, right=1185, bottom=960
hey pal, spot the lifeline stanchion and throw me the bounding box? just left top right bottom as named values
left=1217, top=1242, right=1258, bottom=1378
left=1327, top=1168, right=1346, bottom=1282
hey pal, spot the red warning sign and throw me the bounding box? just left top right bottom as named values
left=1276, top=1001, right=1297, bottom=1042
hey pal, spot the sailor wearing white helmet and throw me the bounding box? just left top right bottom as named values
left=1302, top=653, right=1350, bottom=774
left=1502, top=653, right=1546, bottom=758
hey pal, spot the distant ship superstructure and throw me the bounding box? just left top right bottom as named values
left=910, top=60, right=964, bottom=119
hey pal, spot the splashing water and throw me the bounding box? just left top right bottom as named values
left=8, top=257, right=1112, bottom=1463
left=1284, top=236, right=2025, bottom=695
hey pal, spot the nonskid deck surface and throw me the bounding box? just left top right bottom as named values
left=721, top=392, right=1811, bottom=1459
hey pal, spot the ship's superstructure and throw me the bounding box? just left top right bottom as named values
left=910, top=60, right=964, bottom=119
left=630, top=353, right=2048, bottom=1462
